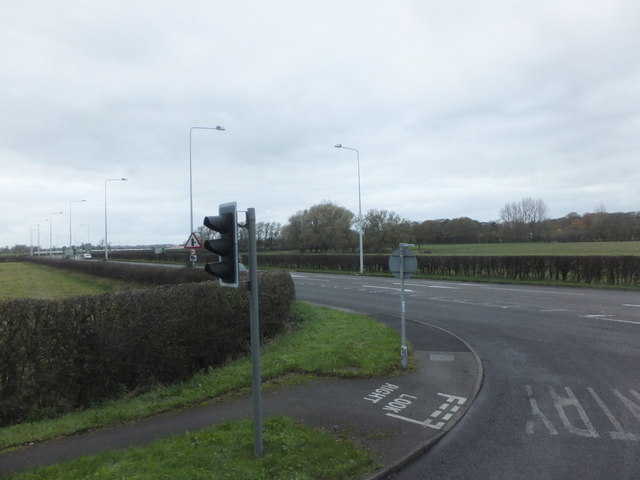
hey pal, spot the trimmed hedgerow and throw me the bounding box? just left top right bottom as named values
left=25, top=257, right=212, bottom=285
left=255, top=254, right=640, bottom=286
left=0, top=271, right=294, bottom=426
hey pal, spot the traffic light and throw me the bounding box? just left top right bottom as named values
left=203, top=202, right=239, bottom=287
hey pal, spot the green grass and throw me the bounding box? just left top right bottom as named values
left=0, top=262, right=139, bottom=299
left=417, top=241, right=640, bottom=256
left=0, top=302, right=405, bottom=451
left=3, top=416, right=376, bottom=480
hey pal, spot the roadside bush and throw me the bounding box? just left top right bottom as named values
left=0, top=271, right=294, bottom=426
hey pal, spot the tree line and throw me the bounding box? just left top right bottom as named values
left=5, top=198, right=638, bottom=255
left=247, top=198, right=640, bottom=253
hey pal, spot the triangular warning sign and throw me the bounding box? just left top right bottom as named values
left=184, top=232, right=202, bottom=249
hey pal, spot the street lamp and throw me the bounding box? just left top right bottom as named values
left=189, top=125, right=225, bottom=234
left=334, top=144, right=364, bottom=274
left=30, top=225, right=38, bottom=256
left=69, top=199, right=87, bottom=248
left=37, top=219, right=48, bottom=256
left=80, top=224, right=91, bottom=245
left=104, top=178, right=127, bottom=261
left=49, top=212, right=63, bottom=256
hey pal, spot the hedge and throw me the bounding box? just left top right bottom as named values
left=256, top=254, right=640, bottom=286
left=0, top=270, right=294, bottom=426
left=36, top=252, right=639, bottom=285
left=25, top=256, right=212, bottom=285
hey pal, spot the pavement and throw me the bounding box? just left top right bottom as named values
left=0, top=323, right=483, bottom=479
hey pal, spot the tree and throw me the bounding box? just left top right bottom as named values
left=499, top=197, right=548, bottom=241
left=256, top=221, right=282, bottom=250
left=415, top=219, right=445, bottom=245
left=442, top=217, right=482, bottom=243
left=415, top=218, right=486, bottom=245
left=282, top=202, right=355, bottom=252
left=362, top=209, right=414, bottom=252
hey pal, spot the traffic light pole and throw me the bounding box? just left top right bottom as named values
left=247, top=207, right=263, bottom=458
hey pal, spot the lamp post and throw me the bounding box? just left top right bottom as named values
left=49, top=212, right=63, bottom=256
left=189, top=125, right=225, bottom=234
left=104, top=178, right=127, bottom=261
left=37, top=219, right=48, bottom=257
left=30, top=225, right=38, bottom=256
left=80, top=224, right=90, bottom=245
left=334, top=144, right=364, bottom=274
left=69, top=200, right=87, bottom=248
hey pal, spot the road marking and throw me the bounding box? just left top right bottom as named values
left=383, top=394, right=419, bottom=414
left=429, top=297, right=512, bottom=309
left=363, top=383, right=400, bottom=404
left=579, top=316, right=640, bottom=326
left=457, top=284, right=585, bottom=296
left=622, top=304, right=640, bottom=308
left=526, top=385, right=640, bottom=440
left=385, top=393, right=467, bottom=430
left=401, top=283, right=461, bottom=290
left=550, top=386, right=599, bottom=438
left=526, top=385, right=558, bottom=435
left=362, top=285, right=416, bottom=292
left=588, top=388, right=639, bottom=441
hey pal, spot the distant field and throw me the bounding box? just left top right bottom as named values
left=0, top=262, right=137, bottom=299
left=418, top=241, right=640, bottom=256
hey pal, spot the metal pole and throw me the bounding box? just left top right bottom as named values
left=400, top=245, right=408, bottom=368
left=189, top=126, right=225, bottom=234
left=37, top=223, right=41, bottom=256
left=30, top=226, right=35, bottom=256
left=104, top=180, right=108, bottom=260
left=334, top=144, right=364, bottom=274
left=49, top=212, right=62, bottom=256
left=355, top=148, right=364, bottom=275
left=70, top=200, right=86, bottom=248
left=189, top=128, right=194, bottom=235
left=104, top=178, right=127, bottom=261
left=37, top=220, right=47, bottom=256
left=247, top=207, right=263, bottom=457
left=49, top=216, right=52, bottom=256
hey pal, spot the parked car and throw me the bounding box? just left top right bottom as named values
left=83, top=253, right=92, bottom=259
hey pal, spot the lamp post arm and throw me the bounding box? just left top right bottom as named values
left=188, top=125, right=225, bottom=234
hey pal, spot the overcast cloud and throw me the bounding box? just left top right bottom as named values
left=1, top=0, right=639, bottom=248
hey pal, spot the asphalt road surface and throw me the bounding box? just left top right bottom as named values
left=292, top=273, right=640, bottom=480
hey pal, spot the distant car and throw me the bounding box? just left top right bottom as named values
left=83, top=253, right=92, bottom=259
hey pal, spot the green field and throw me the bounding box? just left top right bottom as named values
left=417, top=241, right=640, bottom=256
left=0, top=262, right=139, bottom=299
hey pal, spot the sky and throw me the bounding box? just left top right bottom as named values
left=1, top=0, right=639, bottom=248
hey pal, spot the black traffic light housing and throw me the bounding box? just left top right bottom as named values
left=203, top=201, right=239, bottom=287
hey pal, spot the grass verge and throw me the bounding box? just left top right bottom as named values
left=0, top=262, right=140, bottom=299
left=0, top=302, right=405, bottom=451
left=3, top=416, right=376, bottom=480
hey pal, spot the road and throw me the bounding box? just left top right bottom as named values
left=292, top=273, right=640, bottom=479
